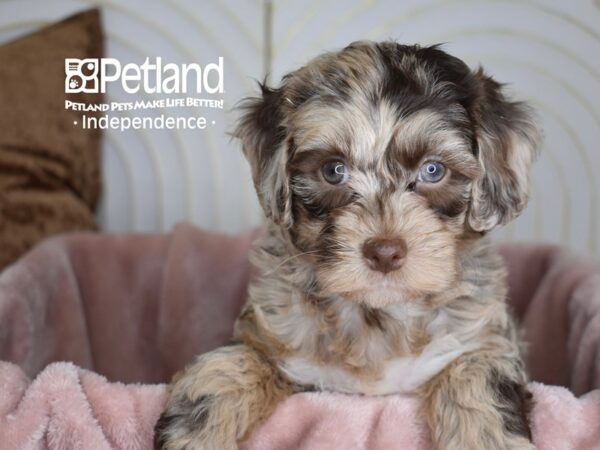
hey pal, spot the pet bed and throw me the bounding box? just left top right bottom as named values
left=0, top=224, right=599, bottom=449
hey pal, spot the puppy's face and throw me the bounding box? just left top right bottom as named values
left=237, top=42, right=539, bottom=308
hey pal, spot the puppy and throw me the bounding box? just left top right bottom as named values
left=155, top=41, right=540, bottom=450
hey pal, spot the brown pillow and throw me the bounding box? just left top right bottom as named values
left=0, top=9, right=103, bottom=270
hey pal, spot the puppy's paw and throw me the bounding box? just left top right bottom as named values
left=154, top=344, right=293, bottom=450
left=435, top=434, right=535, bottom=450
left=503, top=436, right=536, bottom=450
left=154, top=393, right=236, bottom=450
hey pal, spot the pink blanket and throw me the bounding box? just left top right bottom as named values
left=1, top=224, right=599, bottom=449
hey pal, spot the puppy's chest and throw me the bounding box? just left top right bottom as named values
left=279, top=331, right=472, bottom=395
left=243, top=287, right=487, bottom=395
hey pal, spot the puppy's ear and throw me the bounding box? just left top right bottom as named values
left=235, top=83, right=293, bottom=227
left=467, top=69, right=541, bottom=232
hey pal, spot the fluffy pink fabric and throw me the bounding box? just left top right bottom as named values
left=1, top=365, right=599, bottom=449
left=0, top=224, right=599, bottom=449
left=0, top=362, right=166, bottom=449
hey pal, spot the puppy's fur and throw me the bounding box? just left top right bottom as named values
left=155, top=41, right=540, bottom=450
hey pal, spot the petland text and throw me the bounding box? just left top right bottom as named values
left=65, top=57, right=224, bottom=94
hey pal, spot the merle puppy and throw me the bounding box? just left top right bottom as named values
left=155, top=41, right=540, bottom=450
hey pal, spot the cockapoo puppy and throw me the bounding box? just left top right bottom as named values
left=155, top=41, right=540, bottom=450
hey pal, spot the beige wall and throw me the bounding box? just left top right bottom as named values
left=1, top=0, right=598, bottom=254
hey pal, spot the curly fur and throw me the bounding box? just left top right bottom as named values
left=155, top=40, right=540, bottom=450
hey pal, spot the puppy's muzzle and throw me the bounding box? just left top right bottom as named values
left=362, top=237, right=407, bottom=273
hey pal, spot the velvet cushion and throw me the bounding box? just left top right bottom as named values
left=0, top=227, right=599, bottom=449
left=0, top=9, right=103, bottom=270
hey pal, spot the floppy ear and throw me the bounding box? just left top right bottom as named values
left=234, top=83, right=293, bottom=227
left=467, top=69, right=541, bottom=232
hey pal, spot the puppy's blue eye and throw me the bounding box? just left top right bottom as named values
left=322, top=161, right=348, bottom=185
left=418, top=161, right=446, bottom=183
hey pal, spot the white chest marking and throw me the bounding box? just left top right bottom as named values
left=279, top=334, right=478, bottom=395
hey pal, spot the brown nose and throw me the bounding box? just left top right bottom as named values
left=362, top=237, right=407, bottom=274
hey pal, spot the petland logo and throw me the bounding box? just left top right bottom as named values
left=65, top=57, right=224, bottom=94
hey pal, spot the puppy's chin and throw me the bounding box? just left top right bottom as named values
left=315, top=267, right=457, bottom=309
left=314, top=253, right=460, bottom=309
left=342, top=285, right=424, bottom=308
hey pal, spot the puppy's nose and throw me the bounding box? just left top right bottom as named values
left=362, top=237, right=407, bottom=274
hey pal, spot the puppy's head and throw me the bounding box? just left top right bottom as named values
left=236, top=41, right=540, bottom=308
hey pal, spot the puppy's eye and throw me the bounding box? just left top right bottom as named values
left=418, top=161, right=446, bottom=183
left=321, top=161, right=349, bottom=185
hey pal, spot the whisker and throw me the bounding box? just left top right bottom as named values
left=264, top=250, right=320, bottom=275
